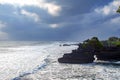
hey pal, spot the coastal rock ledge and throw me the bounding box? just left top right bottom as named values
left=58, top=37, right=120, bottom=64
left=58, top=44, right=95, bottom=64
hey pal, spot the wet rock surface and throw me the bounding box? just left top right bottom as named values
left=96, top=46, right=120, bottom=61
left=58, top=44, right=95, bottom=64
left=58, top=37, right=120, bottom=64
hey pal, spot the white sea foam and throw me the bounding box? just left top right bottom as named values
left=0, top=41, right=120, bottom=80
left=0, top=41, right=77, bottom=80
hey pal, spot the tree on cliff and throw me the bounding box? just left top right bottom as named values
left=108, top=37, right=120, bottom=42
left=88, top=37, right=103, bottom=50
left=117, top=6, right=120, bottom=13
left=83, top=37, right=103, bottom=51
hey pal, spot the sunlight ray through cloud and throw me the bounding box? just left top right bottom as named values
left=0, top=0, right=61, bottom=16
left=21, top=9, right=40, bottom=22
left=0, top=21, right=8, bottom=40
left=0, top=21, right=6, bottom=28
left=0, top=0, right=119, bottom=41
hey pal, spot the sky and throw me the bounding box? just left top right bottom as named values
left=0, top=0, right=120, bottom=41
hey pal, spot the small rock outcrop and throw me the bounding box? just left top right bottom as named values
left=58, top=44, right=95, bottom=63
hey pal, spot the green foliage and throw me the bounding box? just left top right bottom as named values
left=101, top=37, right=120, bottom=47
left=117, top=6, right=120, bottom=13
left=88, top=37, right=103, bottom=49
left=82, top=37, right=120, bottom=49
left=112, top=41, right=120, bottom=46
left=108, top=37, right=120, bottom=42
left=108, top=37, right=120, bottom=46
left=82, top=37, right=103, bottom=50
left=101, top=40, right=109, bottom=46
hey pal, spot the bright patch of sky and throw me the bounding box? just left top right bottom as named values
left=0, top=0, right=61, bottom=16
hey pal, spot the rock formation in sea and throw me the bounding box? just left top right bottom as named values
left=58, top=37, right=120, bottom=64
left=96, top=46, right=120, bottom=61
left=58, top=44, right=95, bottom=63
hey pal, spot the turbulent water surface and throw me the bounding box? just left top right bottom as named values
left=0, top=41, right=120, bottom=80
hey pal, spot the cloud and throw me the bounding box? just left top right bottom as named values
left=0, top=0, right=61, bottom=16
left=0, top=31, right=8, bottom=40
left=95, top=0, right=120, bottom=15
left=0, top=21, right=6, bottom=28
left=0, top=21, right=8, bottom=40
left=21, top=9, right=40, bottom=22
left=110, top=17, right=120, bottom=24
left=49, top=24, right=59, bottom=28
left=66, top=0, right=120, bottom=41
left=0, top=0, right=119, bottom=41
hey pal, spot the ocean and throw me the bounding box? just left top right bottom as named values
left=0, top=41, right=120, bottom=80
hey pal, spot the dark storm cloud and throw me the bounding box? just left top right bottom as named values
left=44, top=0, right=112, bottom=23
left=0, top=0, right=119, bottom=41
left=3, top=20, right=83, bottom=41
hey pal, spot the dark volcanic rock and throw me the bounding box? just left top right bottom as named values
left=58, top=37, right=120, bottom=64
left=62, top=43, right=78, bottom=46
left=58, top=47, right=120, bottom=64
left=96, top=46, right=120, bottom=61
left=58, top=57, right=94, bottom=64
left=63, top=44, right=71, bottom=46
left=58, top=43, right=95, bottom=64
left=58, top=52, right=94, bottom=64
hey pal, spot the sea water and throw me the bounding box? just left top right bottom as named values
left=0, top=41, right=77, bottom=80
left=0, top=41, right=120, bottom=80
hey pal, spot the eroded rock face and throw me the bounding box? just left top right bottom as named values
left=96, top=46, right=120, bottom=61
left=58, top=44, right=95, bottom=64
left=58, top=56, right=94, bottom=64
left=58, top=37, right=120, bottom=64
left=58, top=46, right=120, bottom=64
